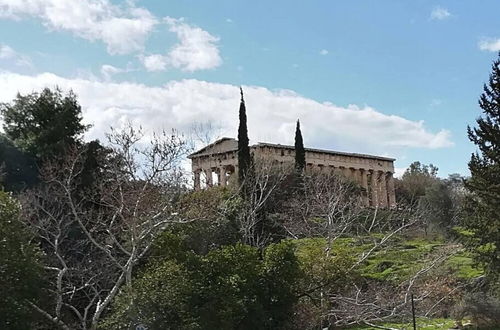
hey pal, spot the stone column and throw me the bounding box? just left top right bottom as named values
left=370, top=170, right=378, bottom=207
left=220, top=166, right=227, bottom=186
left=333, top=166, right=342, bottom=176
left=361, top=169, right=369, bottom=206
left=216, top=168, right=222, bottom=186
left=307, top=163, right=314, bottom=173
left=194, top=170, right=201, bottom=190
left=205, top=168, right=213, bottom=187
left=341, top=166, right=350, bottom=179
left=349, top=168, right=356, bottom=183
left=386, top=172, right=396, bottom=208
left=378, top=171, right=388, bottom=208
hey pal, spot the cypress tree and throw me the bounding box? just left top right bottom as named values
left=238, top=87, right=251, bottom=185
left=294, top=119, right=306, bottom=173
left=464, top=53, right=500, bottom=277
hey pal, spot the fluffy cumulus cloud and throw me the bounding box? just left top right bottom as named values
left=430, top=7, right=451, bottom=20
left=0, top=0, right=158, bottom=54
left=478, top=38, right=500, bottom=52
left=140, top=54, right=168, bottom=72
left=0, top=72, right=453, bottom=157
left=140, top=17, right=222, bottom=72
left=0, top=2, right=222, bottom=71
left=0, top=44, right=31, bottom=67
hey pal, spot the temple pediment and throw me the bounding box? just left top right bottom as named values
left=188, top=137, right=238, bottom=158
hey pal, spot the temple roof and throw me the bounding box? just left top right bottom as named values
left=255, top=142, right=395, bottom=162
left=188, top=137, right=395, bottom=162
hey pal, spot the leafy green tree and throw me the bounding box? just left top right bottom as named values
left=289, top=238, right=357, bottom=329
left=0, top=191, right=44, bottom=329
left=237, top=87, right=251, bottom=185
left=172, top=187, right=241, bottom=254
left=294, top=119, right=306, bottom=173
left=102, top=240, right=300, bottom=330
left=101, top=259, right=196, bottom=330
left=419, top=174, right=465, bottom=235
left=463, top=53, right=500, bottom=278
left=1, top=87, right=89, bottom=160
left=395, top=161, right=439, bottom=204
left=195, top=242, right=298, bottom=329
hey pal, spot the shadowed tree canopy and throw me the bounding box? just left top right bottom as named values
left=0, top=135, right=38, bottom=191
left=464, top=53, right=500, bottom=277
left=237, top=87, right=251, bottom=185
left=294, top=119, right=306, bottom=173
left=1, top=87, right=89, bottom=160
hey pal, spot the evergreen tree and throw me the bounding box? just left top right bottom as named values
left=464, top=53, right=500, bottom=278
left=237, top=87, right=251, bottom=185
left=294, top=119, right=306, bottom=172
left=0, top=87, right=88, bottom=160
left=0, top=191, right=44, bottom=329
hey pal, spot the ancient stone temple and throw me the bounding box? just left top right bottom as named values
left=188, top=138, right=396, bottom=208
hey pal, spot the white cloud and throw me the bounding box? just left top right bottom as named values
left=137, top=18, right=222, bottom=73
left=319, top=49, right=329, bottom=55
left=225, top=18, right=233, bottom=23
left=0, top=0, right=158, bottom=54
left=430, top=7, right=451, bottom=20
left=0, top=71, right=453, bottom=156
left=163, top=17, right=222, bottom=72
left=100, top=64, right=135, bottom=81
left=478, top=38, right=500, bottom=52
left=0, top=44, right=32, bottom=67
left=394, top=167, right=407, bottom=178
left=101, top=65, right=122, bottom=81
left=140, top=54, right=168, bottom=72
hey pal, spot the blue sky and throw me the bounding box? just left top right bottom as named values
left=0, top=1, right=499, bottom=177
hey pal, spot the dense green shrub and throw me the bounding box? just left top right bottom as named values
left=102, top=240, right=300, bottom=330
left=0, top=191, right=44, bottom=329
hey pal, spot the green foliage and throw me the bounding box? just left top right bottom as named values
left=396, top=162, right=464, bottom=235
left=293, top=238, right=356, bottom=291
left=0, top=87, right=88, bottom=160
left=446, top=254, right=483, bottom=279
left=464, top=53, right=500, bottom=279
left=362, top=238, right=441, bottom=282
left=237, top=88, right=251, bottom=185
left=0, top=134, right=38, bottom=191
left=293, top=235, right=481, bottom=284
left=396, top=161, right=439, bottom=204
left=347, top=318, right=457, bottom=329
left=294, top=119, right=306, bottom=173
left=171, top=187, right=241, bottom=254
left=103, top=240, right=300, bottom=330
left=0, top=191, right=44, bottom=329
left=100, top=260, right=197, bottom=330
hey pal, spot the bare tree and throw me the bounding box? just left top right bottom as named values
left=234, top=158, right=292, bottom=248
left=284, top=173, right=363, bottom=245
left=190, top=120, right=223, bottom=146
left=21, top=124, right=192, bottom=330
left=281, top=172, right=445, bottom=328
